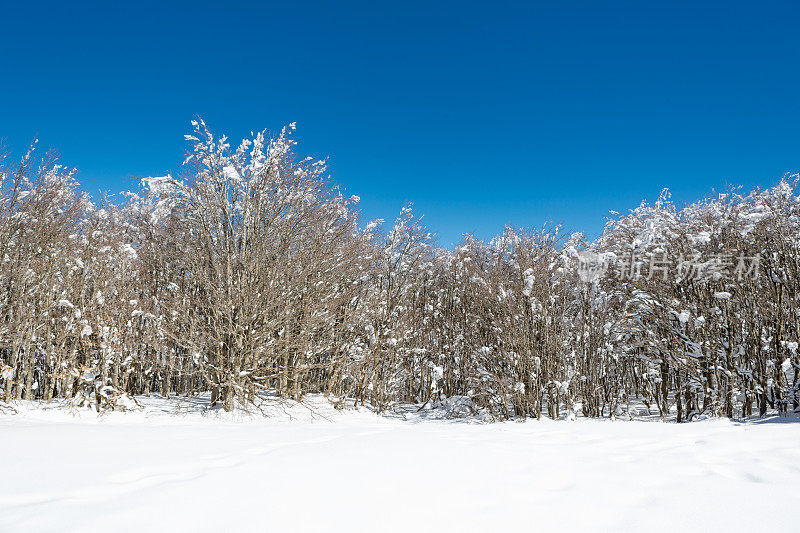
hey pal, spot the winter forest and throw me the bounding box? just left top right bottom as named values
left=1, top=120, right=799, bottom=422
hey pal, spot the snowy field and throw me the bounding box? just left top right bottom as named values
left=1, top=397, right=798, bottom=532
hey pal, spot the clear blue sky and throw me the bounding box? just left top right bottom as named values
left=2, top=1, right=799, bottom=246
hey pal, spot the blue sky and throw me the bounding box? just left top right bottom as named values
left=2, top=1, right=799, bottom=246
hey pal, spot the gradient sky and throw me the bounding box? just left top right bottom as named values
left=2, top=1, right=799, bottom=246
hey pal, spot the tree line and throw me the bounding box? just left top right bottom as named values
left=1, top=120, right=798, bottom=419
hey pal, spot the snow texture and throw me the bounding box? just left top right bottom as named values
left=0, top=396, right=798, bottom=532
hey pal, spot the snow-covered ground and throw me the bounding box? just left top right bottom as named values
left=1, top=397, right=798, bottom=532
